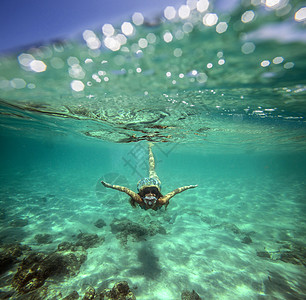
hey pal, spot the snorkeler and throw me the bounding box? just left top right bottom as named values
left=101, top=143, right=197, bottom=210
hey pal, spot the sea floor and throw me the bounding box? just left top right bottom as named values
left=0, top=157, right=305, bottom=299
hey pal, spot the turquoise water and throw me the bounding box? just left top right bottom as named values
left=0, top=1, right=306, bottom=299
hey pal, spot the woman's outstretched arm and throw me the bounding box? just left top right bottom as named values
left=101, top=181, right=143, bottom=204
left=158, top=185, right=198, bottom=204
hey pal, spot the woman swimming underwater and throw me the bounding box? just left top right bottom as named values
left=101, top=143, right=197, bottom=210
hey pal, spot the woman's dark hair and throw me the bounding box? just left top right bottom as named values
left=129, top=186, right=163, bottom=208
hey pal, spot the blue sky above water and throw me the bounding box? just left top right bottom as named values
left=0, top=0, right=189, bottom=53
left=0, top=0, right=241, bottom=53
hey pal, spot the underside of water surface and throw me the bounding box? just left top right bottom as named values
left=0, top=0, right=306, bottom=299
left=0, top=0, right=305, bottom=151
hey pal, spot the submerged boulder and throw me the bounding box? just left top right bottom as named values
left=6, top=231, right=104, bottom=296
left=256, top=241, right=306, bottom=266
left=12, top=247, right=87, bottom=294
left=64, top=282, right=136, bottom=300
left=82, top=286, right=96, bottom=300
left=100, top=281, right=136, bottom=300
left=34, top=233, right=53, bottom=244
left=256, top=251, right=271, bottom=259
left=241, top=236, right=252, bottom=244
left=58, top=241, right=75, bottom=251
left=57, top=232, right=105, bottom=251
left=181, top=290, right=202, bottom=300
left=13, top=252, right=58, bottom=293
left=110, top=218, right=166, bottom=245
left=63, top=290, right=80, bottom=300
left=0, top=243, right=31, bottom=274
left=280, top=249, right=306, bottom=266
left=76, top=233, right=105, bottom=249
left=94, top=218, right=107, bottom=228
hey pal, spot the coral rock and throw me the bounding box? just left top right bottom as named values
left=241, top=236, right=252, bottom=244
left=58, top=241, right=75, bottom=251
left=280, top=250, right=306, bottom=266
left=12, top=252, right=50, bottom=293
left=0, top=243, right=31, bottom=274
left=63, top=290, right=80, bottom=300
left=94, top=219, right=107, bottom=228
left=110, top=218, right=166, bottom=245
left=34, top=233, right=53, bottom=244
left=256, top=251, right=271, bottom=259
left=76, top=233, right=105, bottom=249
left=100, top=281, right=136, bottom=300
left=83, top=286, right=96, bottom=300
left=12, top=248, right=87, bottom=294
left=181, top=290, right=202, bottom=300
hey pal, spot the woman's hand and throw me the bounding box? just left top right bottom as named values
left=101, top=181, right=111, bottom=188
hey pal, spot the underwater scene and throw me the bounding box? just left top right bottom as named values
left=0, top=0, right=306, bottom=299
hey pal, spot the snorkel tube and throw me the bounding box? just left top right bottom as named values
left=143, top=195, right=158, bottom=207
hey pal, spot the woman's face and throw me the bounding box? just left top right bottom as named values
left=143, top=189, right=158, bottom=207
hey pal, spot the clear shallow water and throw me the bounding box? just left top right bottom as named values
left=0, top=1, right=306, bottom=299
